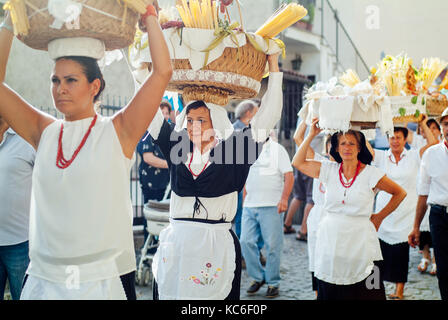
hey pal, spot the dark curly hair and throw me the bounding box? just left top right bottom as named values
left=329, top=130, right=373, bottom=164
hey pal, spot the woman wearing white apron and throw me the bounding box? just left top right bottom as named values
left=148, top=55, right=283, bottom=300
left=0, top=3, right=172, bottom=299
left=292, top=118, right=406, bottom=300
left=370, top=119, right=438, bottom=300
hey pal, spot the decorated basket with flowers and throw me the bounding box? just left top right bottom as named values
left=130, top=0, right=308, bottom=105
left=3, top=0, right=147, bottom=51
left=299, top=53, right=448, bottom=137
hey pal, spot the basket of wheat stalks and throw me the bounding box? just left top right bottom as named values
left=164, top=0, right=306, bottom=105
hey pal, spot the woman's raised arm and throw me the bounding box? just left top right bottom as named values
left=0, top=13, right=55, bottom=149
left=291, top=118, right=322, bottom=179
left=418, top=114, right=438, bottom=157
left=249, top=54, right=283, bottom=142
left=113, top=2, right=173, bottom=159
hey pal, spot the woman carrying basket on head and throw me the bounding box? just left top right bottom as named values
left=292, top=118, right=407, bottom=300
left=149, top=53, right=283, bottom=300
left=368, top=116, right=438, bottom=300
left=0, top=1, right=172, bottom=299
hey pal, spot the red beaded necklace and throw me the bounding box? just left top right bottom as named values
left=339, top=160, right=361, bottom=188
left=339, top=161, right=361, bottom=204
left=188, top=150, right=209, bottom=177
left=56, top=115, right=98, bottom=169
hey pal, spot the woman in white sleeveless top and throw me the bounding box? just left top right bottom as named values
left=0, top=3, right=172, bottom=299
left=292, top=118, right=407, bottom=300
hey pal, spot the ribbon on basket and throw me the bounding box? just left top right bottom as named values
left=201, top=21, right=241, bottom=67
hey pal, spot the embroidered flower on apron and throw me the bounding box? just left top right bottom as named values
left=189, top=263, right=223, bottom=286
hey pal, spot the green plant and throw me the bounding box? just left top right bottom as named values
left=280, top=0, right=315, bottom=25
left=302, top=3, right=315, bottom=24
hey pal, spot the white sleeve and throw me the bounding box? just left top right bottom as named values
left=148, top=108, right=165, bottom=140
left=409, top=148, right=422, bottom=163
left=250, top=72, right=283, bottom=142
left=368, top=165, right=386, bottom=189
left=318, top=160, right=336, bottom=185
left=418, top=153, right=431, bottom=196
left=371, top=149, right=385, bottom=168
left=278, top=145, right=293, bottom=174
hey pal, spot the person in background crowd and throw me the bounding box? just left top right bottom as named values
left=0, top=115, right=35, bottom=300
left=293, top=119, right=406, bottom=300
left=293, top=120, right=332, bottom=298
left=284, top=118, right=323, bottom=241
left=233, top=100, right=259, bottom=132
left=241, top=130, right=293, bottom=298
left=411, top=119, right=442, bottom=277
left=409, top=107, right=448, bottom=300
left=232, top=99, right=265, bottom=268
left=369, top=116, right=437, bottom=300
left=137, top=100, right=172, bottom=242
left=408, top=118, right=442, bottom=150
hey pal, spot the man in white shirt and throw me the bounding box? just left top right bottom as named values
left=409, top=107, right=448, bottom=300
left=0, top=115, right=35, bottom=300
left=240, top=131, right=294, bottom=298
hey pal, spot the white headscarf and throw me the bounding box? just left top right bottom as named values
left=175, top=101, right=234, bottom=141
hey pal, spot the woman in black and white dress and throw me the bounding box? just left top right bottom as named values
left=292, top=118, right=407, bottom=300
left=149, top=54, right=283, bottom=300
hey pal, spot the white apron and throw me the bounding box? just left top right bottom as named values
left=152, top=219, right=236, bottom=300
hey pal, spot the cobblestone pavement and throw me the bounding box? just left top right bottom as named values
left=135, top=224, right=441, bottom=300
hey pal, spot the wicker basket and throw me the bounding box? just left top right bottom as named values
left=426, top=96, right=448, bottom=116
left=166, top=42, right=268, bottom=105
left=389, top=95, right=426, bottom=123
left=18, top=0, right=139, bottom=51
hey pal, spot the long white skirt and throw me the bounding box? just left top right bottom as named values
left=20, top=275, right=127, bottom=300
left=306, top=204, right=325, bottom=272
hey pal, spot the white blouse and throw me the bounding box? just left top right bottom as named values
left=23, top=116, right=136, bottom=298
left=314, top=160, right=385, bottom=285
left=373, top=148, right=420, bottom=244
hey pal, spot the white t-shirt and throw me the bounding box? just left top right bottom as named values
left=0, top=129, right=35, bottom=245
left=410, top=133, right=426, bottom=150
left=373, top=148, right=420, bottom=244
left=244, top=140, right=293, bottom=208
left=418, top=142, right=448, bottom=206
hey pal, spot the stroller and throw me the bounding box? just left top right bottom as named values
left=135, top=187, right=170, bottom=287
